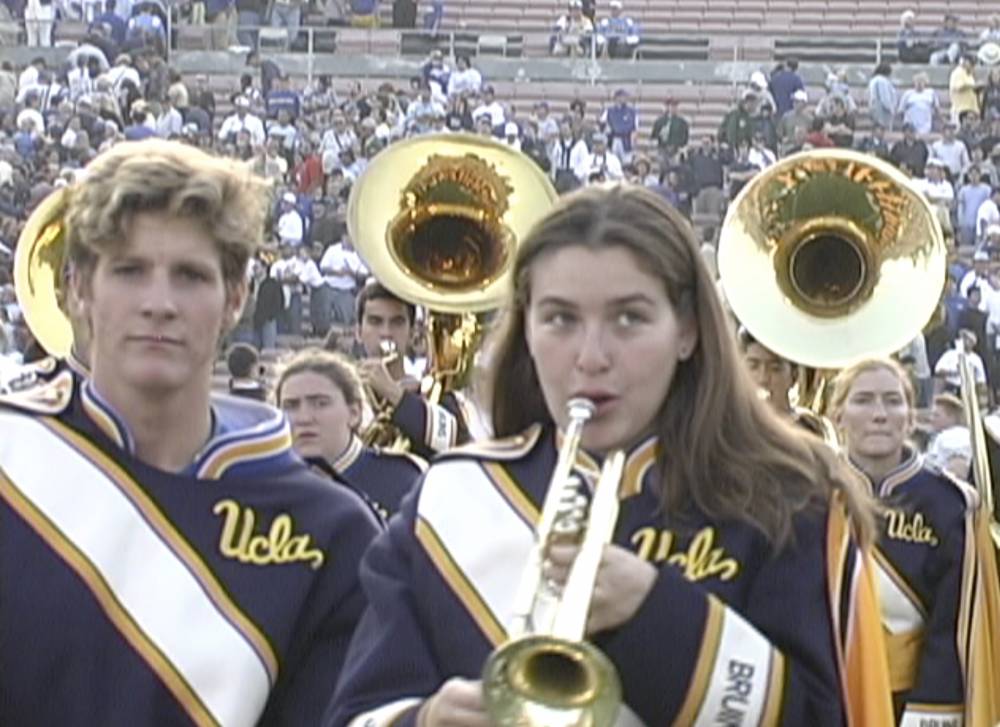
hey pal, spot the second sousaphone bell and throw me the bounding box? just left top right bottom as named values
left=718, top=149, right=947, bottom=370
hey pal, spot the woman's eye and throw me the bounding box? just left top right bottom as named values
left=616, top=310, right=646, bottom=327
left=113, top=264, right=141, bottom=277
left=544, top=311, right=575, bottom=327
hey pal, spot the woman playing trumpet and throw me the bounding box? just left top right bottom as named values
left=326, top=185, right=888, bottom=726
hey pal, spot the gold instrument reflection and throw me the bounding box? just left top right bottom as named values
left=719, top=149, right=948, bottom=445
left=482, top=398, right=624, bottom=727
left=349, top=133, right=558, bottom=449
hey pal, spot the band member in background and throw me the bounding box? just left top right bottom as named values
left=830, top=357, right=999, bottom=725
left=0, top=140, right=381, bottom=726
left=354, top=280, right=475, bottom=457
left=276, top=348, right=425, bottom=518
left=326, top=185, right=891, bottom=727
left=738, top=327, right=835, bottom=441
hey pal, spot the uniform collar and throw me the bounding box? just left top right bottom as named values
left=846, top=445, right=923, bottom=498
left=80, top=379, right=294, bottom=480
left=553, top=429, right=659, bottom=499
left=331, top=434, right=365, bottom=473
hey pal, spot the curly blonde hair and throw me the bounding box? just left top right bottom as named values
left=64, top=139, right=270, bottom=286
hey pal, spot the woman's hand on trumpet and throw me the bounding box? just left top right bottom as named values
left=544, top=542, right=657, bottom=635
left=416, top=678, right=491, bottom=727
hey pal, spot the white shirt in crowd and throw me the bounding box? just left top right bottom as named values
left=217, top=112, right=266, bottom=146
left=472, top=100, right=505, bottom=127
left=277, top=209, right=304, bottom=246
left=574, top=149, right=624, bottom=182
left=959, top=269, right=997, bottom=307
left=296, top=255, right=325, bottom=289
left=447, top=68, right=482, bottom=98
left=270, top=257, right=305, bottom=307
left=319, top=242, right=366, bottom=290
left=16, top=107, right=45, bottom=135
left=929, top=138, right=970, bottom=177
left=977, top=197, right=1000, bottom=240
left=935, top=347, right=987, bottom=388
left=913, top=177, right=954, bottom=207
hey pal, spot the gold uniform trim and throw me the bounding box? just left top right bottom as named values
left=198, top=427, right=294, bottom=480
left=414, top=516, right=506, bottom=647
left=759, top=649, right=787, bottom=726
left=671, top=596, right=726, bottom=726
left=482, top=461, right=540, bottom=527
left=42, top=417, right=281, bottom=683
left=0, top=471, right=220, bottom=727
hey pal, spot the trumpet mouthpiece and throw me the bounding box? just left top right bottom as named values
left=566, top=398, right=596, bottom=421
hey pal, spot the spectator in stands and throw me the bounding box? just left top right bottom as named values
left=24, top=0, right=55, bottom=47
left=867, top=62, right=898, bottom=131
left=768, top=57, right=804, bottom=117
left=776, top=88, right=811, bottom=150
left=549, top=118, right=587, bottom=191
left=960, top=251, right=994, bottom=299
left=897, top=10, right=930, bottom=63
left=727, top=140, right=757, bottom=200
left=949, top=54, right=981, bottom=125
left=446, top=55, right=481, bottom=99
left=752, top=101, right=778, bottom=152
left=155, top=96, right=183, bottom=137
left=748, top=71, right=776, bottom=115
left=423, top=0, right=444, bottom=33
left=320, top=233, right=365, bottom=327
left=931, top=121, right=971, bottom=179
left=820, top=96, right=854, bottom=148
left=856, top=123, right=892, bottom=162
left=747, top=132, right=775, bottom=169
left=532, top=100, right=559, bottom=145
left=218, top=95, right=265, bottom=146
left=277, top=191, right=305, bottom=247
left=804, top=116, right=834, bottom=149
left=935, top=330, right=988, bottom=400
left=246, top=51, right=282, bottom=97
left=471, top=84, right=504, bottom=128
left=930, top=13, right=969, bottom=67
left=421, top=49, right=450, bottom=99
left=891, top=122, right=929, bottom=177
left=251, top=256, right=281, bottom=350
left=718, top=89, right=757, bottom=150
left=574, top=131, right=622, bottom=182
left=598, top=0, right=639, bottom=59
left=650, top=96, right=688, bottom=169
left=226, top=343, right=268, bottom=401
left=601, top=88, right=636, bottom=164
left=976, top=187, right=1000, bottom=243
left=898, top=72, right=939, bottom=135
left=550, top=0, right=594, bottom=58
left=349, top=0, right=379, bottom=27
left=980, top=67, right=1000, bottom=121
left=629, top=154, right=657, bottom=187
left=15, top=91, right=44, bottom=136
left=958, top=166, right=991, bottom=248
left=405, top=81, right=445, bottom=135
left=687, top=134, right=725, bottom=213
left=915, top=159, right=955, bottom=242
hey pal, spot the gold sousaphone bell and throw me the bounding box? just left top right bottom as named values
left=13, top=188, right=74, bottom=357
left=348, top=133, right=558, bottom=447
left=718, top=149, right=947, bottom=370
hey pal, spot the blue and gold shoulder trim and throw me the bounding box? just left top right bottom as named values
left=373, top=447, right=428, bottom=474
left=0, top=368, right=73, bottom=415
left=436, top=424, right=543, bottom=462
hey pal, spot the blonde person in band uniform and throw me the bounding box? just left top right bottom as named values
left=0, top=139, right=380, bottom=726
left=326, top=185, right=891, bottom=727
left=830, top=357, right=998, bottom=725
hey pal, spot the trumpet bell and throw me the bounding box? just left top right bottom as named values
left=718, top=149, right=946, bottom=369
left=482, top=635, right=622, bottom=727
left=14, top=188, right=73, bottom=357
left=348, top=133, right=558, bottom=314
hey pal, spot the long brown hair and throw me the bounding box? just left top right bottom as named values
left=486, top=185, right=876, bottom=547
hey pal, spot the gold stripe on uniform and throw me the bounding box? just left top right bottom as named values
left=0, top=472, right=220, bottom=727
left=414, top=516, right=506, bottom=647
left=671, top=596, right=725, bottom=726
left=759, top=649, right=787, bottom=726
left=43, top=417, right=280, bottom=683
left=482, top=462, right=539, bottom=527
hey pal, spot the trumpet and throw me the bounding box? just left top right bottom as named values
left=482, top=398, right=624, bottom=727
left=361, top=340, right=409, bottom=451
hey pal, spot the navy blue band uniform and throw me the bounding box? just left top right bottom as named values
left=330, top=434, right=427, bottom=518
left=0, top=364, right=381, bottom=727
left=391, top=389, right=474, bottom=458
left=846, top=449, right=979, bottom=726
left=325, top=425, right=885, bottom=727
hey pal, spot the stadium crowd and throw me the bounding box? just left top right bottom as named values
left=2, top=9, right=1000, bottom=464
